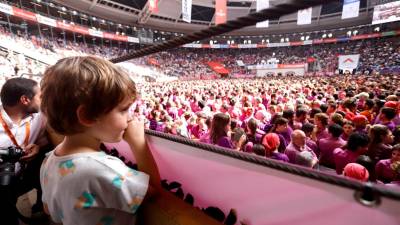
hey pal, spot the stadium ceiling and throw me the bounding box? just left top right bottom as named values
left=53, top=0, right=384, bottom=35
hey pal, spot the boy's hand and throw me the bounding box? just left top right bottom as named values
left=123, top=117, right=146, bottom=147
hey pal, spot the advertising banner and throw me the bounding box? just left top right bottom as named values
left=36, top=14, right=57, bottom=27
left=215, top=0, right=227, bottom=25
left=297, top=7, right=312, bottom=25
left=182, top=0, right=192, bottom=23
left=338, top=54, right=360, bottom=70
left=149, top=0, right=159, bottom=13
left=342, top=0, right=360, bottom=19
left=256, top=0, right=269, bottom=28
left=207, top=61, right=230, bottom=74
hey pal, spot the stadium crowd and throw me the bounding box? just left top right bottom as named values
left=0, top=25, right=399, bottom=186
left=0, top=24, right=399, bottom=80
left=142, top=36, right=400, bottom=78
left=133, top=75, right=400, bottom=186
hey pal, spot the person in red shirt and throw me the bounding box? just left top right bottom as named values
left=342, top=98, right=357, bottom=121
left=360, top=99, right=375, bottom=124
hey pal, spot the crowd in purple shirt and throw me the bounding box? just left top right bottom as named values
left=132, top=74, right=400, bottom=188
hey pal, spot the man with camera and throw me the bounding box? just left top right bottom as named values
left=0, top=78, right=49, bottom=225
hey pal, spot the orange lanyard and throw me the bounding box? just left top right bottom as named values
left=0, top=113, right=30, bottom=149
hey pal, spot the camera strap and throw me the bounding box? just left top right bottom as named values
left=0, top=113, right=30, bottom=149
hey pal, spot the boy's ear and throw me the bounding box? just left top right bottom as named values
left=76, top=105, right=97, bottom=127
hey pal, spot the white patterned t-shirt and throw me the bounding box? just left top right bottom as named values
left=40, top=150, right=149, bottom=225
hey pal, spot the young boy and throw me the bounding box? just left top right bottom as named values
left=39, top=56, right=161, bottom=225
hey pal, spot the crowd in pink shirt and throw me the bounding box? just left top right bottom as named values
left=132, top=75, right=400, bottom=188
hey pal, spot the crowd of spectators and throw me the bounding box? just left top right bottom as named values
left=132, top=75, right=400, bottom=187
left=141, top=37, right=400, bottom=77
left=0, top=24, right=399, bottom=79
left=0, top=26, right=399, bottom=188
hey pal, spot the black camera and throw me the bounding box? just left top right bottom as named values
left=0, top=146, right=24, bottom=186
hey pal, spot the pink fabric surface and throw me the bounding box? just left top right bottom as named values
left=105, top=138, right=400, bottom=225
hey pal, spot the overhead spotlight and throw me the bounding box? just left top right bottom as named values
left=300, top=36, right=305, bottom=41
left=328, top=33, right=332, bottom=38
left=322, top=34, right=327, bottom=38
left=374, top=27, right=380, bottom=32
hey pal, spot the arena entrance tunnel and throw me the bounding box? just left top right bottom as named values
left=108, top=0, right=400, bottom=224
